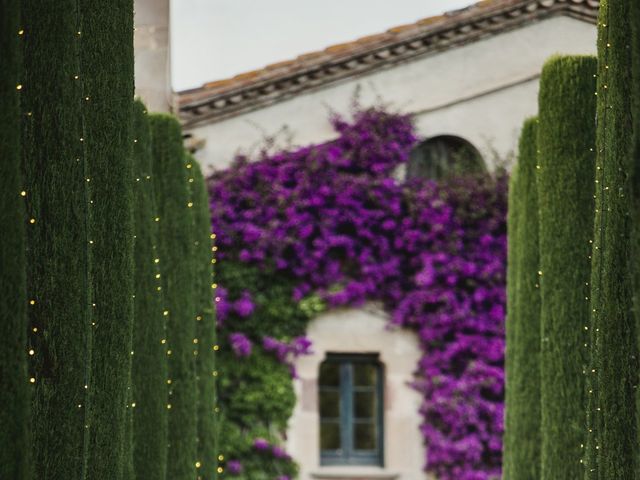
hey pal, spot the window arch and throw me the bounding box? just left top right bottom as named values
left=407, top=135, right=485, bottom=180
left=286, top=307, right=424, bottom=479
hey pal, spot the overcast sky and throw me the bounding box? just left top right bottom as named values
left=171, top=0, right=477, bottom=91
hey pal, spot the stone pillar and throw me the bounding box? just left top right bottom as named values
left=134, top=0, right=170, bottom=112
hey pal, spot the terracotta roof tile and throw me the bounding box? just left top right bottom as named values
left=177, top=0, right=599, bottom=127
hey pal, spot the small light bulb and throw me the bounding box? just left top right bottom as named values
left=20, top=191, right=26, bottom=197
left=29, top=377, right=36, bottom=383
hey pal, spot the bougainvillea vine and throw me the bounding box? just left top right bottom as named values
left=209, top=107, right=507, bottom=480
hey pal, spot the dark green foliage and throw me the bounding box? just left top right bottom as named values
left=218, top=350, right=295, bottom=431
left=191, top=162, right=218, bottom=479
left=22, top=1, right=92, bottom=477
left=0, top=2, right=30, bottom=478
left=502, top=118, right=540, bottom=480
left=80, top=2, right=135, bottom=477
left=131, top=101, right=168, bottom=479
left=503, top=163, right=520, bottom=480
left=586, top=1, right=639, bottom=478
left=218, top=351, right=297, bottom=480
left=216, top=261, right=320, bottom=478
left=150, top=114, right=197, bottom=479
left=537, top=56, right=597, bottom=479
left=217, top=262, right=312, bottom=339
left=632, top=2, right=640, bottom=473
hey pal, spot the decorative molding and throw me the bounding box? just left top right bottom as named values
left=176, top=0, right=599, bottom=128
left=311, top=468, right=400, bottom=480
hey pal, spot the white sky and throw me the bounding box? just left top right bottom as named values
left=171, top=0, right=477, bottom=91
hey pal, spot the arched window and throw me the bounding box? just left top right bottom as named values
left=407, top=135, right=485, bottom=180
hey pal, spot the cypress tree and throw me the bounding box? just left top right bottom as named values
left=503, top=161, right=520, bottom=480
left=586, top=1, right=639, bottom=478
left=80, top=1, right=136, bottom=477
left=503, top=118, right=541, bottom=480
left=151, top=114, right=198, bottom=480
left=0, top=2, right=30, bottom=478
left=131, top=101, right=169, bottom=479
left=537, top=56, right=596, bottom=479
left=632, top=2, right=640, bottom=469
left=22, top=1, right=93, bottom=477
left=191, top=161, right=219, bottom=479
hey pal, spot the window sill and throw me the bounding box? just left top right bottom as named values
left=311, top=466, right=399, bottom=480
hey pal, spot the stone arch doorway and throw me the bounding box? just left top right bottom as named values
left=286, top=305, right=427, bottom=480
left=407, top=135, right=485, bottom=181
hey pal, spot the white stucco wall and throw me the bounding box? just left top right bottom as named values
left=287, top=306, right=426, bottom=480
left=187, top=16, right=596, bottom=174
left=134, top=0, right=171, bottom=112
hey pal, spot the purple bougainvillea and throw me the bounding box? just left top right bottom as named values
left=227, top=460, right=243, bottom=475
left=262, top=335, right=313, bottom=377
left=229, top=332, right=253, bottom=357
left=208, top=108, right=507, bottom=480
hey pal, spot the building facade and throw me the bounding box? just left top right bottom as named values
left=135, top=1, right=599, bottom=478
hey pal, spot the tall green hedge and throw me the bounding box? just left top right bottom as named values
left=0, top=2, right=30, bottom=478
left=586, top=1, right=639, bottom=478
left=22, top=1, right=92, bottom=477
left=191, top=161, right=218, bottom=479
left=131, top=101, right=169, bottom=479
left=151, top=114, right=198, bottom=480
left=81, top=2, right=135, bottom=477
left=503, top=160, right=520, bottom=480
left=630, top=0, right=640, bottom=465
left=503, top=117, right=540, bottom=480
left=537, top=56, right=596, bottom=479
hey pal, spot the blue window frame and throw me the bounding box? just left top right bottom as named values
left=319, top=353, right=384, bottom=466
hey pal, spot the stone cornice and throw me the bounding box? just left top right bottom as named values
left=176, top=0, right=599, bottom=128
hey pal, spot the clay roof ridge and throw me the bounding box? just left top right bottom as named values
left=176, top=0, right=599, bottom=127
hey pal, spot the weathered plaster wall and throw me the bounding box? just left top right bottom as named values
left=134, top=0, right=171, bottom=112
left=186, top=16, right=596, bottom=174
left=287, top=306, right=426, bottom=480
